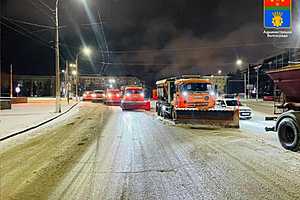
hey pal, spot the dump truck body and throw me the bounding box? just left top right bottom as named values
left=266, top=65, right=300, bottom=151
left=156, top=76, right=239, bottom=128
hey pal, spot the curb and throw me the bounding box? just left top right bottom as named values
left=0, top=103, right=79, bottom=142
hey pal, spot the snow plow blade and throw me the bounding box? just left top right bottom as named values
left=174, top=109, right=240, bottom=128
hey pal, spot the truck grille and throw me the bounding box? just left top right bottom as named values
left=186, top=102, right=208, bottom=108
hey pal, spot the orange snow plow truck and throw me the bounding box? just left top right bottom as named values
left=156, top=76, right=239, bottom=128
left=121, top=86, right=151, bottom=111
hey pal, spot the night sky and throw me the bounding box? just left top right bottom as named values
left=1, top=0, right=298, bottom=84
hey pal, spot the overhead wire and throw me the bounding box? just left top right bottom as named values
left=96, top=11, right=106, bottom=74
left=103, top=41, right=297, bottom=54
left=27, top=0, right=55, bottom=23
left=37, top=0, right=55, bottom=12
left=1, top=16, right=55, bottom=29
left=0, top=21, right=53, bottom=49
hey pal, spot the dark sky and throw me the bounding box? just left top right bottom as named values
left=0, top=0, right=298, bottom=83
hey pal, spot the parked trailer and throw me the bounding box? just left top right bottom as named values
left=156, top=76, right=239, bottom=128
left=265, top=65, right=300, bottom=152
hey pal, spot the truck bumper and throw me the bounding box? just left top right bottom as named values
left=121, top=101, right=150, bottom=111
left=106, top=99, right=121, bottom=105
left=174, top=109, right=240, bottom=128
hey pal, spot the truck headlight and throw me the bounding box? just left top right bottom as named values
left=204, top=96, right=209, bottom=101
left=182, top=91, right=188, bottom=97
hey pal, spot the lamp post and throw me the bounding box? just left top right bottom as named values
left=255, top=64, right=262, bottom=102
left=74, top=47, right=92, bottom=101
left=248, top=64, right=251, bottom=99
left=10, top=64, right=13, bottom=98
left=236, top=59, right=246, bottom=99
left=55, top=0, right=61, bottom=113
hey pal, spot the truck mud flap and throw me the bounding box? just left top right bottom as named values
left=175, top=110, right=240, bottom=128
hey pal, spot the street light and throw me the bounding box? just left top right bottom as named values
left=217, top=70, right=222, bottom=75
left=55, top=0, right=61, bottom=113
left=236, top=59, right=247, bottom=99
left=72, top=70, right=77, bottom=76
left=109, top=78, right=116, bottom=84
left=236, top=59, right=243, bottom=66
left=82, top=47, right=92, bottom=57
left=54, top=0, right=87, bottom=112
left=74, top=47, right=92, bottom=101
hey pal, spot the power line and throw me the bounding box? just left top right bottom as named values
left=2, top=16, right=55, bottom=29
left=104, top=41, right=296, bottom=54
left=0, top=21, right=53, bottom=49
left=28, top=0, right=55, bottom=23
left=3, top=18, right=52, bottom=45
left=98, top=10, right=109, bottom=75
left=37, top=0, right=55, bottom=12
left=100, top=61, right=242, bottom=67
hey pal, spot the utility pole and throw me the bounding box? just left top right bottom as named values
left=75, top=54, right=79, bottom=101
left=65, top=61, right=69, bottom=105
left=55, top=0, right=61, bottom=113
left=248, top=64, right=250, bottom=99
left=256, top=67, right=259, bottom=102
left=10, top=64, right=13, bottom=98
left=244, top=73, right=247, bottom=100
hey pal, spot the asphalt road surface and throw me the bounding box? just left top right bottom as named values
left=50, top=106, right=300, bottom=200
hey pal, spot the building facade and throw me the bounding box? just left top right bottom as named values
left=0, top=74, right=142, bottom=97
left=228, top=48, right=299, bottom=97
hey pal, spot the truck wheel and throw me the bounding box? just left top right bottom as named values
left=171, top=109, right=177, bottom=120
left=157, top=107, right=161, bottom=116
left=278, top=118, right=300, bottom=152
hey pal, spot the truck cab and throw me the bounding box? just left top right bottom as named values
left=105, top=88, right=121, bottom=105
left=156, top=77, right=216, bottom=118
left=173, top=79, right=216, bottom=110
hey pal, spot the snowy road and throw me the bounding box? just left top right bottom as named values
left=50, top=106, right=300, bottom=200
left=1, top=103, right=300, bottom=200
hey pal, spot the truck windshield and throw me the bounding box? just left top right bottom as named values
left=181, top=83, right=211, bottom=93
left=126, top=89, right=144, bottom=95
left=107, top=90, right=119, bottom=94
left=226, top=100, right=242, bottom=106
left=94, top=90, right=104, bottom=94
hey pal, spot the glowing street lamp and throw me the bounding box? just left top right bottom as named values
left=82, top=47, right=92, bottom=57
left=236, top=59, right=243, bottom=66
left=72, top=70, right=77, bottom=76
left=217, top=70, right=222, bottom=75
left=74, top=47, right=92, bottom=101
left=69, top=63, right=76, bottom=68
left=109, top=78, right=116, bottom=84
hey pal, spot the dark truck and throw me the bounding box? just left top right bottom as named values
left=266, top=65, right=300, bottom=152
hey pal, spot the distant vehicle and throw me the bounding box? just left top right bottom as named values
left=222, top=94, right=237, bottom=99
left=121, top=86, right=150, bottom=111
left=216, top=99, right=252, bottom=120
left=105, top=89, right=121, bottom=105
left=91, top=90, right=106, bottom=102
left=82, top=91, right=94, bottom=101
left=156, top=76, right=239, bottom=128
left=263, top=92, right=274, bottom=101
left=152, top=89, right=158, bottom=100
